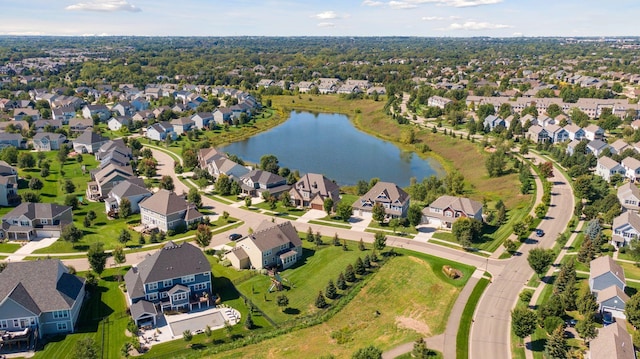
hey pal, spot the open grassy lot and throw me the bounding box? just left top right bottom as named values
left=0, top=241, right=21, bottom=253
left=216, top=251, right=471, bottom=359
left=34, top=268, right=129, bottom=359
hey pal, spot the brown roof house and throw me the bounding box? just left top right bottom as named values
left=618, top=182, right=640, bottom=212
left=422, top=195, right=483, bottom=229
left=588, top=320, right=636, bottom=359
left=289, top=173, right=340, bottom=211
left=139, top=189, right=203, bottom=233
left=352, top=181, right=410, bottom=219
left=225, top=221, right=302, bottom=270
left=0, top=259, right=85, bottom=339
left=1, top=202, right=73, bottom=240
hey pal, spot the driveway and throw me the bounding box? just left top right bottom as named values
left=6, top=237, right=58, bottom=261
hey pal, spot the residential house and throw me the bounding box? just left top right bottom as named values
left=527, top=125, right=549, bottom=143
left=297, top=81, right=315, bottom=93
left=0, top=259, right=85, bottom=338
left=95, top=139, right=132, bottom=166
left=52, top=106, right=76, bottom=123
left=612, top=211, right=640, bottom=248
left=0, top=133, right=25, bottom=149
left=86, top=164, right=134, bottom=201
left=212, top=108, right=232, bottom=125
left=107, top=116, right=131, bottom=132
left=353, top=181, right=410, bottom=219
left=225, top=220, right=302, bottom=270
left=618, top=182, right=640, bottom=212
left=586, top=140, right=610, bottom=157
left=12, top=108, right=40, bottom=121
left=0, top=161, right=19, bottom=207
left=197, top=148, right=248, bottom=180
left=289, top=173, right=340, bottom=210
left=589, top=256, right=626, bottom=293
left=111, top=101, right=134, bottom=117
left=0, top=202, right=73, bottom=240
left=427, top=96, right=453, bottom=109
left=622, top=157, right=640, bottom=182
left=132, top=110, right=154, bottom=122
left=596, top=285, right=630, bottom=320
left=584, top=124, right=605, bottom=141
left=544, top=124, right=569, bottom=143
left=104, top=178, right=151, bottom=215
left=68, top=118, right=93, bottom=133
left=588, top=320, right=635, bottom=359
left=595, top=157, right=625, bottom=182
left=33, top=119, right=62, bottom=132
left=72, top=129, right=108, bottom=154
left=170, top=117, right=195, bottom=135
left=191, top=112, right=213, bottom=129
left=422, top=195, right=483, bottom=229
left=564, top=125, right=586, bottom=141
left=146, top=122, right=175, bottom=141
left=483, top=115, right=505, bottom=131
left=566, top=139, right=582, bottom=156
left=124, top=241, right=212, bottom=325
left=139, top=189, right=203, bottom=233
left=610, top=139, right=631, bottom=155
left=81, top=104, right=110, bottom=122
left=238, top=170, right=290, bottom=198
left=32, top=132, right=66, bottom=151
left=131, top=98, right=150, bottom=111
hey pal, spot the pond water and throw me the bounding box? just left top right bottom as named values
left=219, top=111, right=443, bottom=187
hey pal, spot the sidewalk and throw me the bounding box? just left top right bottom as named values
left=5, top=237, right=58, bottom=261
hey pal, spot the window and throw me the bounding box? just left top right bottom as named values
left=147, top=292, right=158, bottom=301
left=182, top=275, right=195, bottom=284
left=161, top=292, right=168, bottom=299
left=148, top=282, right=158, bottom=291
left=173, top=292, right=188, bottom=301
left=41, top=219, right=48, bottom=224
left=57, top=322, right=68, bottom=331
left=193, top=283, right=207, bottom=291
left=0, top=320, right=7, bottom=329
left=163, top=279, right=173, bottom=287
left=13, top=319, right=19, bottom=327
left=53, top=310, right=68, bottom=319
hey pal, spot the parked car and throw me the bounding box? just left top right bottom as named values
left=536, top=229, right=544, bottom=237
left=565, top=319, right=577, bottom=327
left=229, top=233, right=242, bottom=241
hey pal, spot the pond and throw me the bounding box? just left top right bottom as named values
left=219, top=111, right=443, bottom=187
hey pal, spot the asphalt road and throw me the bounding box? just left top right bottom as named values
left=469, top=154, right=574, bottom=359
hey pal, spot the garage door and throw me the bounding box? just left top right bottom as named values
left=311, top=203, right=323, bottom=210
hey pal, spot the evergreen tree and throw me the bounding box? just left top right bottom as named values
left=315, top=290, right=327, bottom=308
left=325, top=280, right=337, bottom=299
left=119, top=197, right=132, bottom=218
left=358, top=238, right=366, bottom=251
left=363, top=255, right=371, bottom=269
left=575, top=316, right=597, bottom=343
left=244, top=312, right=254, bottom=330
left=411, top=337, right=430, bottom=359
left=544, top=327, right=568, bottom=359
left=336, top=272, right=347, bottom=290
left=345, top=264, right=356, bottom=282
left=577, top=239, right=595, bottom=263
left=355, top=257, right=365, bottom=275
left=577, top=287, right=598, bottom=319
left=333, top=233, right=340, bottom=246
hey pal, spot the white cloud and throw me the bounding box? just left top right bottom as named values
left=389, top=1, right=417, bottom=9
left=444, top=21, right=512, bottom=30
left=317, top=22, right=335, bottom=28
left=512, top=32, right=523, bottom=36
left=362, top=0, right=384, bottom=6
left=422, top=16, right=445, bottom=21
left=313, top=11, right=338, bottom=20
left=66, top=0, right=142, bottom=12
left=437, top=0, right=503, bottom=7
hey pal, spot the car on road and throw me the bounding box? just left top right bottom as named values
left=565, top=319, right=577, bottom=327
left=228, top=233, right=242, bottom=241
left=536, top=229, right=544, bottom=237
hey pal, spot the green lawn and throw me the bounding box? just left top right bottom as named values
left=34, top=268, right=130, bottom=359
left=456, top=278, right=490, bottom=359
left=0, top=241, right=21, bottom=253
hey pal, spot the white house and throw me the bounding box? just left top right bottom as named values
left=595, top=157, right=625, bottom=182
left=612, top=211, right=640, bottom=248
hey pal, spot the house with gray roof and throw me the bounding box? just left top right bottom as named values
left=618, top=182, right=640, bottom=212
left=170, top=117, right=195, bottom=135
left=68, top=118, right=93, bottom=133
left=0, top=259, right=85, bottom=338
left=32, top=132, right=66, bottom=151
left=104, top=178, right=151, bottom=215
left=72, top=129, right=108, bottom=154
left=612, top=211, right=640, bottom=248
left=225, top=220, right=302, bottom=270
left=124, top=241, right=212, bottom=325
left=238, top=170, right=290, bottom=198
left=145, top=121, right=175, bottom=142
left=353, top=181, right=410, bottom=219
left=289, top=173, right=341, bottom=211
left=622, top=157, right=640, bottom=182
left=81, top=104, right=110, bottom=121
left=0, top=133, right=25, bottom=149
left=86, top=163, right=134, bottom=201
left=586, top=139, right=610, bottom=157
left=139, top=189, right=203, bottom=232
left=589, top=256, right=626, bottom=293
left=191, top=112, right=213, bottom=129
left=595, top=157, right=625, bottom=182
left=422, top=195, right=483, bottom=229
left=1, top=202, right=72, bottom=240
left=0, top=160, right=18, bottom=207
left=197, top=148, right=249, bottom=180
left=588, top=320, right=635, bottom=359
left=212, top=108, right=233, bottom=125
left=596, top=285, right=629, bottom=320
left=95, top=139, right=132, bottom=168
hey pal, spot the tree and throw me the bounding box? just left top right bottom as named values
left=444, top=170, right=465, bottom=195
left=315, top=290, right=327, bottom=308
left=626, top=292, right=640, bottom=328
left=113, top=245, right=126, bottom=265
left=83, top=215, right=91, bottom=228
left=87, top=242, right=108, bottom=275
left=306, top=227, right=315, bottom=242
left=28, top=177, right=43, bottom=191
left=195, top=224, right=212, bottom=248
left=407, top=203, right=423, bottom=227
left=511, top=307, right=537, bottom=339
left=504, top=239, right=517, bottom=253
left=17, top=152, right=35, bottom=169
left=345, top=264, right=356, bottom=282
left=577, top=287, right=599, bottom=318
left=21, top=191, right=40, bottom=203
left=40, top=166, right=50, bottom=178
left=486, top=151, right=506, bottom=177
left=544, top=327, right=568, bottom=359
left=336, top=272, right=347, bottom=290
left=323, top=197, right=334, bottom=216
left=539, top=161, right=554, bottom=178
left=73, top=337, right=99, bottom=359
left=389, top=218, right=400, bottom=233
left=527, top=248, right=554, bottom=278
left=577, top=239, right=595, bottom=263
left=0, top=146, right=18, bottom=164
left=276, top=294, right=289, bottom=311
left=260, top=154, right=279, bottom=174
left=182, top=330, right=193, bottom=343
left=372, top=203, right=386, bottom=224
left=245, top=312, right=254, bottom=330
left=351, top=345, right=382, bottom=359
left=575, top=316, right=597, bottom=343
left=535, top=204, right=547, bottom=219
left=63, top=179, right=76, bottom=194
left=355, top=257, right=366, bottom=275
left=61, top=224, right=83, bottom=247
left=543, top=316, right=564, bottom=334
left=119, top=197, right=132, bottom=218
left=336, top=201, right=353, bottom=221
left=325, top=280, right=337, bottom=299
left=451, top=217, right=483, bottom=248
left=118, top=229, right=131, bottom=245
left=187, top=188, right=202, bottom=208
left=332, top=233, right=340, bottom=246
left=159, top=175, right=174, bottom=191
left=216, top=174, right=232, bottom=195
left=412, top=337, right=431, bottom=359
left=373, top=232, right=386, bottom=251
left=358, top=238, right=365, bottom=251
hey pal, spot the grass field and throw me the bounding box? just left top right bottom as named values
left=456, top=278, right=490, bottom=359
left=215, top=252, right=471, bottom=359
left=0, top=241, right=21, bottom=253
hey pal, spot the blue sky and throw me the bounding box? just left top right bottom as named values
left=1, top=0, right=639, bottom=37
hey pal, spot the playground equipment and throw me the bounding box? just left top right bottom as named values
left=267, top=270, right=292, bottom=292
